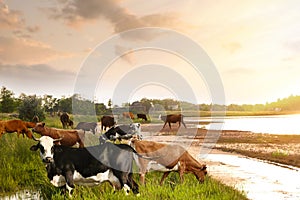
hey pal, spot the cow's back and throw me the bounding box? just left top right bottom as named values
left=42, top=127, right=84, bottom=147
left=133, top=140, right=185, bottom=167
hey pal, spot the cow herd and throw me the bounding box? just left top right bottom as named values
left=0, top=113, right=207, bottom=197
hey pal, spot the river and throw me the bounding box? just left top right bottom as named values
left=185, top=114, right=300, bottom=134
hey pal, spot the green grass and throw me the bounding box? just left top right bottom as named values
left=0, top=132, right=248, bottom=200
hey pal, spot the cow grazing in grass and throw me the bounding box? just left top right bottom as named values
left=160, top=114, right=186, bottom=129
left=60, top=112, right=74, bottom=129
left=130, top=139, right=207, bottom=185
left=30, top=136, right=146, bottom=196
left=75, top=122, right=98, bottom=134
left=137, top=114, right=148, bottom=121
left=100, top=116, right=115, bottom=131
left=0, top=119, right=35, bottom=138
left=99, top=123, right=141, bottom=144
left=123, top=112, right=134, bottom=119
left=32, top=122, right=84, bottom=148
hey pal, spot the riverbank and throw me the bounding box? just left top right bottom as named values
left=141, top=124, right=300, bottom=168
left=140, top=124, right=300, bottom=199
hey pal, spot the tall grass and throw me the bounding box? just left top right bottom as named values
left=0, top=134, right=248, bottom=200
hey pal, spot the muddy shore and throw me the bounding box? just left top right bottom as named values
left=139, top=123, right=300, bottom=199
left=140, top=123, right=300, bottom=168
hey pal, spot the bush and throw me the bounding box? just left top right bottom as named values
left=18, top=95, right=45, bottom=122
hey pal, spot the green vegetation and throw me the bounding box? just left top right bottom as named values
left=1, top=86, right=300, bottom=122
left=0, top=133, right=247, bottom=200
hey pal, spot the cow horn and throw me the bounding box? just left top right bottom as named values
left=53, top=137, right=63, bottom=142
left=32, top=135, right=40, bottom=141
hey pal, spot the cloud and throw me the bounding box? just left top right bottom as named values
left=0, top=36, right=71, bottom=65
left=224, top=67, right=256, bottom=77
left=26, top=25, right=40, bottom=33
left=222, top=42, right=242, bottom=54
left=47, top=0, right=183, bottom=33
left=0, top=63, right=76, bottom=97
left=0, top=0, right=24, bottom=29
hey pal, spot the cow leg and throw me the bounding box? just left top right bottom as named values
left=25, top=129, right=33, bottom=139
left=182, top=121, right=187, bottom=128
left=163, top=121, right=168, bottom=129
left=64, top=170, right=75, bottom=196
left=78, top=139, right=84, bottom=148
left=160, top=171, right=171, bottom=185
left=17, top=130, right=23, bottom=138
left=126, top=173, right=140, bottom=195
left=168, top=122, right=171, bottom=129
left=179, top=169, right=185, bottom=183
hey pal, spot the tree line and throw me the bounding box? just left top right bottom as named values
left=1, top=86, right=300, bottom=121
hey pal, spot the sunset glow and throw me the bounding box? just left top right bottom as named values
left=1, top=0, right=300, bottom=105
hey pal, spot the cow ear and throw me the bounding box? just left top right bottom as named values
left=30, top=145, right=39, bottom=151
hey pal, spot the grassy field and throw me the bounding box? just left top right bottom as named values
left=0, top=133, right=248, bottom=200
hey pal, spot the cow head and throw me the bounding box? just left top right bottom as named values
left=129, top=123, right=141, bottom=134
left=32, top=122, right=46, bottom=134
left=195, top=164, right=207, bottom=183
left=30, top=136, right=62, bottom=163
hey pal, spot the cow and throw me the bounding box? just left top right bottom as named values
left=75, top=122, right=97, bottom=134
left=130, top=139, right=207, bottom=185
left=137, top=114, right=148, bottom=121
left=32, top=115, right=39, bottom=123
left=30, top=136, right=145, bottom=196
left=60, top=112, right=74, bottom=129
left=160, top=114, right=186, bottom=129
left=0, top=119, right=35, bottom=138
left=122, top=112, right=134, bottom=119
left=99, top=123, right=142, bottom=144
left=32, top=122, right=84, bottom=148
left=100, top=116, right=115, bottom=131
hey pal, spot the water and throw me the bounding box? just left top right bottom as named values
left=3, top=190, right=41, bottom=200
left=186, top=114, right=300, bottom=134
left=204, top=154, right=300, bottom=200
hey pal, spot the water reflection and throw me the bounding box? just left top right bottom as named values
left=188, top=114, right=300, bottom=134
left=204, top=154, right=300, bottom=200
left=3, top=190, right=41, bottom=200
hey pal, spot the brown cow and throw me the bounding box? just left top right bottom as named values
left=100, top=116, right=115, bottom=131
left=123, top=112, right=134, bottom=119
left=0, top=120, right=35, bottom=138
left=160, top=114, right=186, bottom=129
left=32, top=122, right=84, bottom=148
left=60, top=112, right=74, bottom=129
left=131, top=140, right=207, bottom=185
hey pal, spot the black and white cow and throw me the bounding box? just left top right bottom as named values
left=99, top=123, right=142, bottom=144
left=30, top=136, right=140, bottom=196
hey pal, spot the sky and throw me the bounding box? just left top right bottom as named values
left=0, top=0, right=300, bottom=106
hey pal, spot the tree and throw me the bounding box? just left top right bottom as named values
left=95, top=103, right=107, bottom=115
left=42, top=95, right=59, bottom=116
left=18, top=95, right=45, bottom=121
left=57, top=97, right=72, bottom=113
left=108, top=99, right=112, bottom=109
left=0, top=87, right=16, bottom=113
